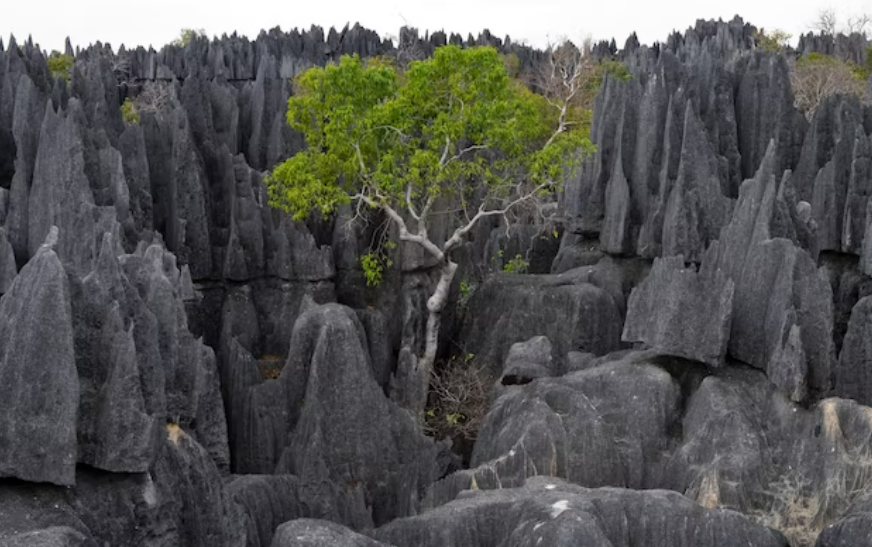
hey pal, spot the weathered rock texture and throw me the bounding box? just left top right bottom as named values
left=1, top=15, right=872, bottom=547
left=623, top=254, right=733, bottom=366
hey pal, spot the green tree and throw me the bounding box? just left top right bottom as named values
left=791, top=52, right=867, bottom=119
left=267, top=45, right=592, bottom=413
left=754, top=28, right=792, bottom=52
left=47, top=51, right=74, bottom=82
left=173, top=28, right=206, bottom=47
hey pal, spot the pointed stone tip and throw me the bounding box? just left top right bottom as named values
left=41, top=226, right=59, bottom=250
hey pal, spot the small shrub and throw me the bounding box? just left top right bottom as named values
left=121, top=97, right=140, bottom=124
left=360, top=240, right=396, bottom=287
left=47, top=51, right=73, bottom=82
left=173, top=28, right=206, bottom=47
left=754, top=28, right=792, bottom=52
left=424, top=356, right=495, bottom=457
left=503, top=254, right=529, bottom=274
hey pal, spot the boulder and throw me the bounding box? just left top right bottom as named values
left=229, top=475, right=370, bottom=547
left=270, top=520, right=389, bottom=547
left=6, top=527, right=89, bottom=547
left=835, top=295, right=872, bottom=405
left=378, top=477, right=787, bottom=547
left=461, top=270, right=623, bottom=375
left=622, top=253, right=733, bottom=367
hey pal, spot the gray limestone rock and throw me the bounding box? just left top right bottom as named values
left=661, top=102, right=733, bottom=262
left=835, top=295, right=872, bottom=406
left=460, top=270, right=623, bottom=375
left=278, top=304, right=444, bottom=526
left=6, top=527, right=89, bottom=547
left=270, top=520, right=390, bottom=547
left=0, top=227, right=17, bottom=293
left=622, top=254, right=734, bottom=367
left=708, top=143, right=835, bottom=400
left=0, top=229, right=78, bottom=485
left=379, top=477, right=786, bottom=547
left=500, top=336, right=558, bottom=385
left=230, top=476, right=370, bottom=547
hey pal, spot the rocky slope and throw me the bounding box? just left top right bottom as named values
left=1, top=16, right=872, bottom=547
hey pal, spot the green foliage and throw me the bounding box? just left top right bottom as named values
left=790, top=51, right=867, bottom=119
left=754, top=28, right=792, bottom=52
left=360, top=240, right=395, bottom=287
left=456, top=279, right=477, bottom=315
left=797, top=52, right=868, bottom=82
left=502, top=254, right=529, bottom=274
left=598, top=60, right=632, bottom=82
left=267, top=45, right=593, bottom=223
left=121, top=97, right=140, bottom=124
left=862, top=45, right=872, bottom=81
left=174, top=28, right=206, bottom=47
left=459, top=280, right=472, bottom=300
left=500, top=52, right=521, bottom=78
left=47, top=52, right=73, bottom=82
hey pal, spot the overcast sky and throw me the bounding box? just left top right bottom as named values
left=4, top=0, right=871, bottom=53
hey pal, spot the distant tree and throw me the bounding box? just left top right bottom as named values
left=791, top=52, right=867, bottom=119
left=121, top=97, right=140, bottom=124
left=532, top=38, right=631, bottom=145
left=814, top=9, right=839, bottom=35
left=173, top=28, right=206, bottom=47
left=47, top=51, right=74, bottom=82
left=267, top=45, right=592, bottom=414
left=811, top=8, right=872, bottom=36
left=754, top=28, right=793, bottom=52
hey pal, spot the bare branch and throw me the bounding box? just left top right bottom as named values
left=442, top=181, right=553, bottom=253
left=353, top=193, right=445, bottom=262
left=405, top=183, right=420, bottom=221
left=438, top=136, right=452, bottom=167
left=444, top=144, right=489, bottom=166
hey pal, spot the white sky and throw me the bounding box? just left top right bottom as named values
left=4, top=0, right=872, bottom=53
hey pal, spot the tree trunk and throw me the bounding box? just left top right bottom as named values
left=411, top=259, right=458, bottom=415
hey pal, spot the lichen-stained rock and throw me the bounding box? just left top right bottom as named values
left=661, top=102, right=733, bottom=262
left=0, top=227, right=17, bottom=293
left=499, top=336, right=558, bottom=385
left=152, top=430, right=246, bottom=547
left=6, top=74, right=46, bottom=263
left=117, top=123, right=153, bottom=237
left=377, top=477, right=786, bottom=547
left=26, top=99, right=102, bottom=272
left=0, top=229, right=78, bottom=486
left=816, top=488, right=872, bottom=547
left=709, top=143, right=835, bottom=400
left=664, top=372, right=771, bottom=509
left=462, top=356, right=681, bottom=497
left=460, top=270, right=623, bottom=375
left=842, top=128, right=871, bottom=255
left=72, top=233, right=161, bottom=473
left=735, top=51, right=805, bottom=180
left=278, top=304, right=444, bottom=526
left=271, top=520, right=390, bottom=547
left=835, top=296, right=872, bottom=406
left=599, top=141, right=632, bottom=254
left=6, top=527, right=89, bottom=547
left=792, top=94, right=862, bottom=226
left=622, top=254, right=733, bottom=367
left=229, top=476, right=371, bottom=547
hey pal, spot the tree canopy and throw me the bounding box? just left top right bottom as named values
left=267, top=45, right=591, bottom=224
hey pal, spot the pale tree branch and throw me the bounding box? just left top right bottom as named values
left=442, top=181, right=553, bottom=254
left=405, top=183, right=420, bottom=221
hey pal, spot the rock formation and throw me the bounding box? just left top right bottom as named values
left=1, top=15, right=872, bottom=547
